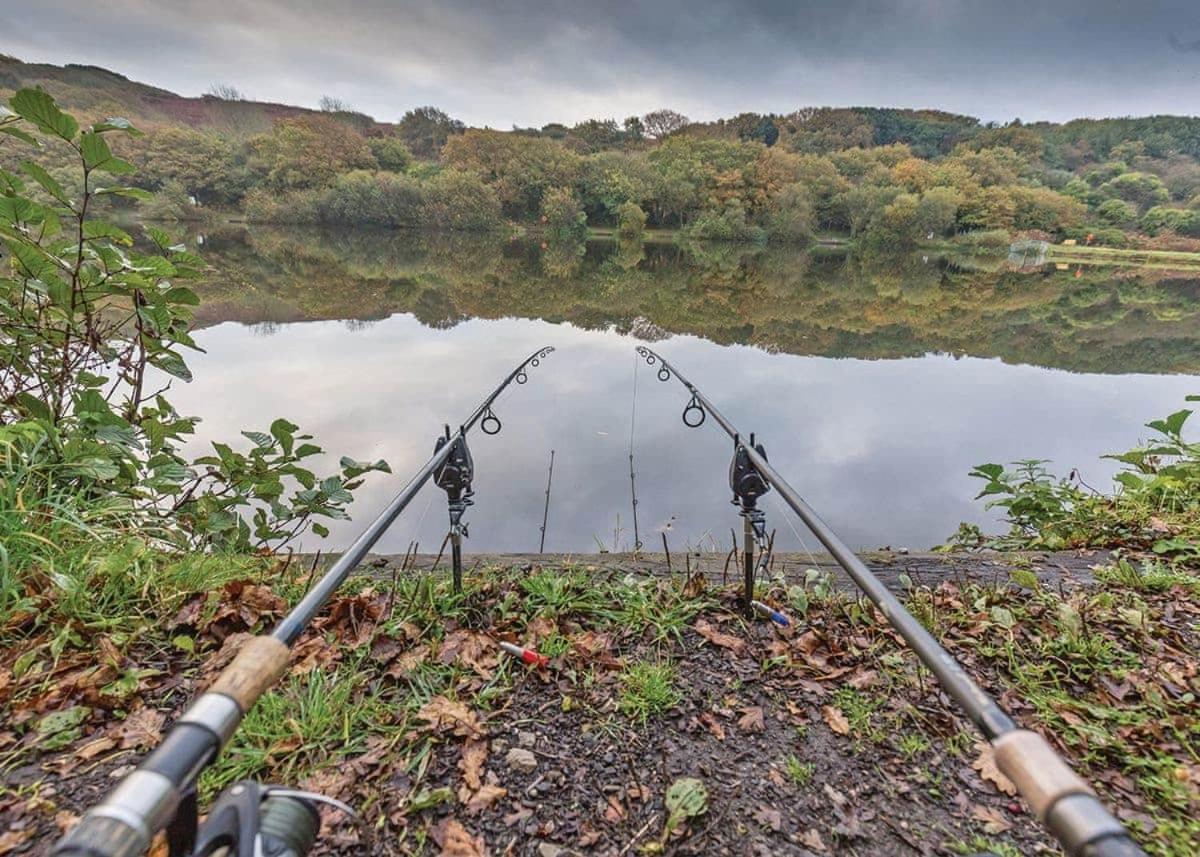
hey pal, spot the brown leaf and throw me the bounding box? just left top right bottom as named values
left=440, top=630, right=499, bottom=678
left=386, top=646, right=430, bottom=679
left=970, top=803, right=1013, bottom=834
left=603, top=794, right=626, bottom=823
left=458, top=738, right=488, bottom=790
left=417, top=696, right=484, bottom=739
left=435, top=818, right=488, bottom=857
left=463, top=783, right=506, bottom=815
left=754, top=805, right=782, bottom=831
left=800, top=829, right=827, bottom=852
left=0, top=830, right=32, bottom=855
left=737, top=706, right=765, bottom=732
left=821, top=705, right=850, bottom=736
left=972, top=742, right=1017, bottom=796
left=119, top=707, right=165, bottom=750
left=699, top=711, right=726, bottom=741
left=847, top=668, right=879, bottom=690
left=75, top=735, right=117, bottom=760
left=695, top=619, right=746, bottom=655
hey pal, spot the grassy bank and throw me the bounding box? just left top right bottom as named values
left=2, top=550, right=1197, bottom=855
left=1045, top=242, right=1200, bottom=271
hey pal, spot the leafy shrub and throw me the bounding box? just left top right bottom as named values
left=0, top=90, right=386, bottom=553
left=615, top=200, right=647, bottom=239
left=1140, top=205, right=1200, bottom=237
left=959, top=397, right=1200, bottom=559
left=683, top=205, right=765, bottom=243
left=242, top=187, right=320, bottom=223
left=368, top=135, right=412, bottom=173
left=421, top=169, right=502, bottom=231
left=316, top=170, right=422, bottom=227
left=1096, top=198, right=1137, bottom=227
left=540, top=185, right=587, bottom=242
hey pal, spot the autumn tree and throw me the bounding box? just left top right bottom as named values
left=442, top=129, right=581, bottom=217
left=249, top=115, right=376, bottom=190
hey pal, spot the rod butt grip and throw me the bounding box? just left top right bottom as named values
left=209, top=635, right=291, bottom=712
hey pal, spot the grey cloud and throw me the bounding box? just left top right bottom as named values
left=4, top=1, right=1200, bottom=125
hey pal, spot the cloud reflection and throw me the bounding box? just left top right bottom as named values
left=165, top=314, right=1200, bottom=555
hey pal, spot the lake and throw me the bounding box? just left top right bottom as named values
left=170, top=227, right=1200, bottom=555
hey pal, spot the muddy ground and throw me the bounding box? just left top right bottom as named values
left=4, top=548, right=1181, bottom=857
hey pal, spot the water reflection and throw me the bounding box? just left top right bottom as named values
left=168, top=228, right=1200, bottom=553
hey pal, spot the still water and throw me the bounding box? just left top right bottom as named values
left=172, top=228, right=1200, bottom=554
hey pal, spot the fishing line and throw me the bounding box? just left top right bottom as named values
left=770, top=490, right=824, bottom=576
left=628, top=351, right=642, bottom=550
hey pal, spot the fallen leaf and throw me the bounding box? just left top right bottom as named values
left=695, top=619, right=746, bottom=655
left=603, top=794, right=626, bottom=823
left=417, top=696, right=484, bottom=739
left=118, top=707, right=165, bottom=750
left=435, top=818, right=487, bottom=857
left=821, top=705, right=850, bottom=736
left=972, top=742, right=1017, bottom=796
left=800, top=829, right=827, bottom=852
left=737, top=706, right=765, bottom=733
left=754, top=805, right=782, bottom=831
left=699, top=711, right=726, bottom=741
left=463, top=783, right=506, bottom=815
left=458, top=738, right=488, bottom=790
left=0, top=830, right=32, bottom=854
left=75, top=735, right=117, bottom=760
left=970, top=803, right=1013, bottom=834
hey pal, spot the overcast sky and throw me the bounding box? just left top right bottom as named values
left=4, top=1, right=1200, bottom=127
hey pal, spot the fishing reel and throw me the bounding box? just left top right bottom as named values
left=169, top=780, right=360, bottom=857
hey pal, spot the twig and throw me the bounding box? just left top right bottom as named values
left=617, top=813, right=659, bottom=857
left=662, top=532, right=672, bottom=576
left=431, top=531, right=451, bottom=572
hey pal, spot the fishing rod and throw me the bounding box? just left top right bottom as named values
left=634, top=345, right=1145, bottom=857
left=53, top=347, right=555, bottom=857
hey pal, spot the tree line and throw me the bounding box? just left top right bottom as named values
left=8, top=73, right=1200, bottom=248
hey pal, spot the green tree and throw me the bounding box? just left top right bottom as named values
left=1099, top=171, right=1170, bottom=211
left=915, top=187, right=961, bottom=237
left=398, top=106, right=465, bottom=159
left=765, top=183, right=814, bottom=242
left=442, top=129, right=581, bottom=217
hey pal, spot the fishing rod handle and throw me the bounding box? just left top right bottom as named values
left=53, top=637, right=291, bottom=857
left=994, top=730, right=1143, bottom=856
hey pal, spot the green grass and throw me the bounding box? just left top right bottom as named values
left=201, top=660, right=399, bottom=796
left=783, top=754, right=814, bottom=787
left=618, top=660, right=681, bottom=724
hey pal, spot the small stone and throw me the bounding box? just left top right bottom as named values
left=537, top=843, right=563, bottom=857
left=517, top=730, right=536, bottom=748
left=491, top=738, right=509, bottom=755
left=506, top=747, right=537, bottom=773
